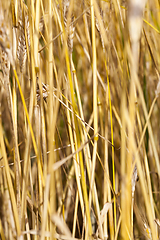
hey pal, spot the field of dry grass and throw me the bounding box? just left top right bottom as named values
left=0, top=0, right=160, bottom=239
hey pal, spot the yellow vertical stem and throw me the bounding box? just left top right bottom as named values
left=89, top=0, right=99, bottom=237
left=104, top=90, right=109, bottom=240
left=107, top=75, right=116, bottom=231
left=34, top=0, right=40, bottom=68
left=47, top=0, right=56, bottom=239
left=120, top=50, right=127, bottom=239
left=104, top=62, right=116, bottom=239
left=91, top=0, right=98, bottom=138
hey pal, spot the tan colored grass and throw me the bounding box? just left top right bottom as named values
left=0, top=0, right=160, bottom=240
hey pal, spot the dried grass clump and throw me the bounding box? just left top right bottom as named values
left=0, top=0, right=160, bottom=240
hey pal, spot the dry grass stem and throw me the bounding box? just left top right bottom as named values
left=0, top=0, right=160, bottom=240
